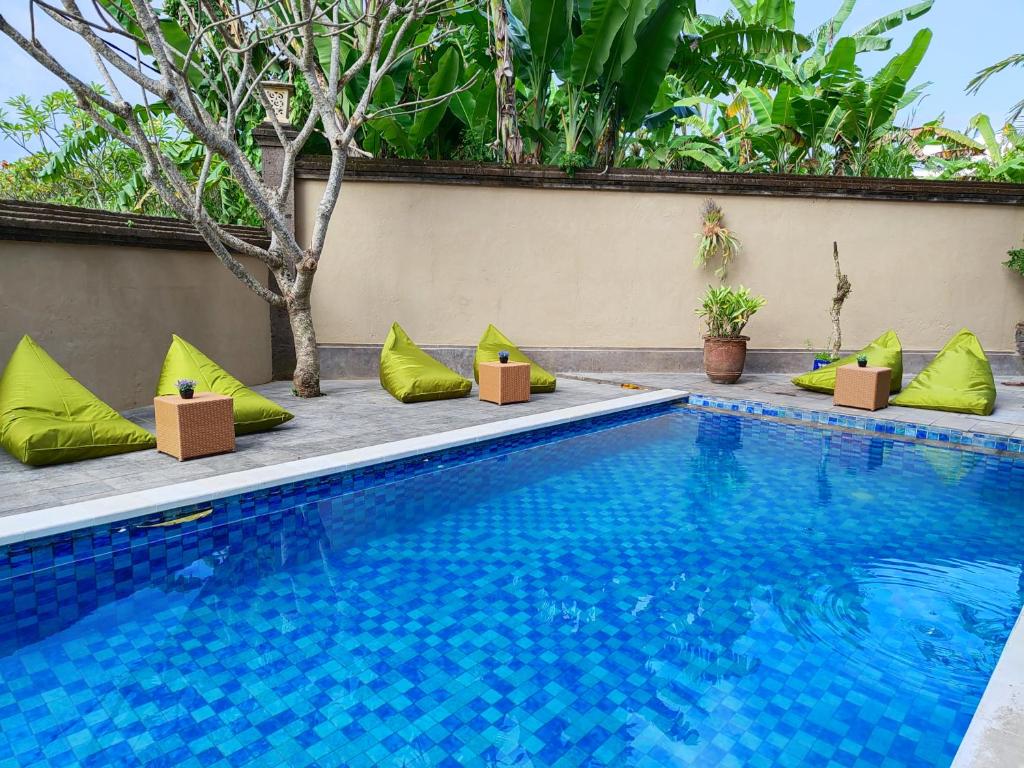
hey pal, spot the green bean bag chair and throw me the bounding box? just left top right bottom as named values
left=792, top=330, right=903, bottom=395
left=380, top=322, right=472, bottom=403
left=156, top=334, right=293, bottom=435
left=474, top=324, right=557, bottom=394
left=0, top=335, right=155, bottom=466
left=890, top=329, right=996, bottom=416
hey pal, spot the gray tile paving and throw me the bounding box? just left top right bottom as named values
left=3, top=371, right=1023, bottom=517
left=0, top=378, right=634, bottom=515
left=568, top=371, right=1024, bottom=433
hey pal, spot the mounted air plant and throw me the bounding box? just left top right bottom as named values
left=695, top=199, right=741, bottom=280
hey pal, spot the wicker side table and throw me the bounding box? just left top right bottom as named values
left=479, top=361, right=531, bottom=405
left=155, top=393, right=235, bottom=460
left=833, top=365, right=891, bottom=411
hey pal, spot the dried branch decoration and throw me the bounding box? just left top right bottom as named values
left=695, top=198, right=741, bottom=280
left=828, top=241, right=852, bottom=360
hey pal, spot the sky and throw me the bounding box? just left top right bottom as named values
left=0, top=0, right=1022, bottom=161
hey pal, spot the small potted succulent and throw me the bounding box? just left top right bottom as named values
left=176, top=378, right=197, bottom=399
left=857, top=354, right=868, bottom=368
left=498, top=350, right=510, bottom=364
left=695, top=285, right=766, bottom=384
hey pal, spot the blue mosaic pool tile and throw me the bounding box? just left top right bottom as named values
left=1, top=404, right=1023, bottom=766
left=685, top=392, right=1024, bottom=456
left=0, top=400, right=682, bottom=585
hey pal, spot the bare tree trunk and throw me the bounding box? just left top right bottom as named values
left=490, top=0, right=523, bottom=163
left=288, top=297, right=321, bottom=398
left=830, top=241, right=852, bottom=360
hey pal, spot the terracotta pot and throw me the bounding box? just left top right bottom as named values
left=703, top=336, right=749, bottom=384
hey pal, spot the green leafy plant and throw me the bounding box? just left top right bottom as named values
left=857, top=354, right=868, bottom=367
left=558, top=150, right=589, bottom=176
left=1006, top=245, right=1024, bottom=277
left=695, top=199, right=741, bottom=279
left=695, top=285, right=766, bottom=338
left=805, top=340, right=835, bottom=363
left=0, top=89, right=260, bottom=224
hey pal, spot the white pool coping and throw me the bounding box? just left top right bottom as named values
left=952, top=607, right=1024, bottom=767
left=0, top=388, right=687, bottom=547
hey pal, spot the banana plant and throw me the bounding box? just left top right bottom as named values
left=799, top=0, right=933, bottom=80
left=835, top=28, right=932, bottom=173
left=918, top=115, right=1024, bottom=183
left=734, top=27, right=931, bottom=175
left=508, top=0, right=572, bottom=159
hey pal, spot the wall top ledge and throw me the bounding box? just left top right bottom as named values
left=296, top=156, right=1024, bottom=206
left=0, top=199, right=270, bottom=251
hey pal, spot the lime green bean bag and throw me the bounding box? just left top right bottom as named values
left=474, top=324, right=557, bottom=394
left=156, top=334, right=293, bottom=435
left=792, top=330, right=903, bottom=394
left=0, top=335, right=155, bottom=466
left=890, top=329, right=996, bottom=415
left=380, top=323, right=472, bottom=403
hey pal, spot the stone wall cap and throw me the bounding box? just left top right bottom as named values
left=295, top=156, right=1024, bottom=206
left=0, top=199, right=270, bottom=252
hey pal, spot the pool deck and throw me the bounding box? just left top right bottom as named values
left=2, top=371, right=1024, bottom=766
left=576, top=372, right=1024, bottom=437
left=3, top=372, right=1023, bottom=518
left=0, top=377, right=641, bottom=518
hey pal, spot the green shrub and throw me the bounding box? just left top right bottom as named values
left=1005, top=246, right=1024, bottom=277
left=695, top=285, right=766, bottom=338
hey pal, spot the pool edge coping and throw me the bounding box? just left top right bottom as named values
left=0, top=388, right=687, bottom=548
left=952, top=608, right=1024, bottom=767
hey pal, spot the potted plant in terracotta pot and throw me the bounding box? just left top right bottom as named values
left=695, top=285, right=766, bottom=384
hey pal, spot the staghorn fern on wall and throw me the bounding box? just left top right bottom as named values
left=694, top=199, right=741, bottom=280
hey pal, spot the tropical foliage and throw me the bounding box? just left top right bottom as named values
left=0, top=90, right=259, bottom=223
left=915, top=115, right=1024, bottom=183
left=968, top=52, right=1024, bottom=124
left=1, top=0, right=1022, bottom=225
left=1006, top=244, right=1024, bottom=279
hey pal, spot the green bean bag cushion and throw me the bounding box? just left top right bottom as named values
left=0, top=335, right=155, bottom=466
left=380, top=322, right=472, bottom=403
left=890, top=329, right=996, bottom=416
left=474, top=324, right=557, bottom=394
left=792, top=330, right=903, bottom=395
left=156, top=334, right=293, bottom=435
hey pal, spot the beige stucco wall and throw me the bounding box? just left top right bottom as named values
left=0, top=241, right=271, bottom=410
left=300, top=179, right=1024, bottom=354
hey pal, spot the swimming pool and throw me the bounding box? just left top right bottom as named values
left=1, top=404, right=1022, bottom=767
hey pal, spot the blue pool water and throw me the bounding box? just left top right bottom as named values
left=2, top=406, right=1024, bottom=767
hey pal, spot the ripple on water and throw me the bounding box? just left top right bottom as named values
left=776, top=558, right=1023, bottom=692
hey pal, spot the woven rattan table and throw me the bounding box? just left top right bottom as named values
left=478, top=361, right=531, bottom=405
left=155, top=393, right=235, bottom=460
left=833, top=364, right=891, bottom=411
